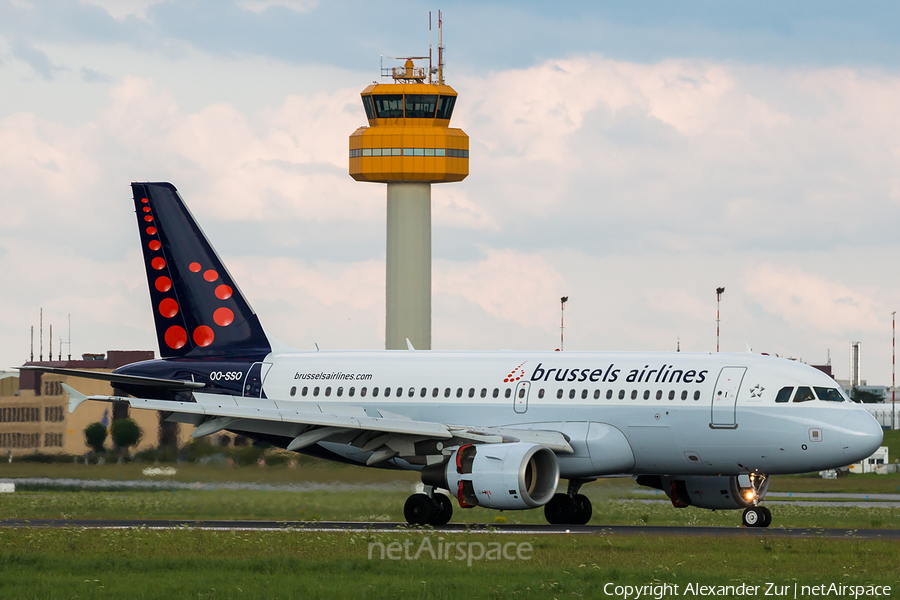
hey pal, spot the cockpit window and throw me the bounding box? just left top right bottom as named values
left=775, top=387, right=793, bottom=403
left=814, top=387, right=845, bottom=402
left=793, top=386, right=815, bottom=403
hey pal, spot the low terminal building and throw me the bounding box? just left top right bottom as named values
left=1, top=351, right=193, bottom=456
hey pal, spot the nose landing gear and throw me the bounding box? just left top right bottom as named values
left=742, top=505, right=772, bottom=527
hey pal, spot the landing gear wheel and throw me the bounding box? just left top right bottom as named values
left=544, top=493, right=575, bottom=525
left=742, top=506, right=770, bottom=528
left=572, top=494, right=592, bottom=525
left=430, top=494, right=453, bottom=526
left=404, top=493, right=436, bottom=525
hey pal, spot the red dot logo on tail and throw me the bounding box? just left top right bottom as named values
left=148, top=240, right=161, bottom=251
left=189, top=262, right=201, bottom=273
left=503, top=361, right=528, bottom=383
left=193, top=326, right=214, bottom=347
left=151, top=257, right=166, bottom=270
left=214, top=307, right=234, bottom=327
left=215, top=285, right=232, bottom=300
left=159, top=298, right=179, bottom=318
left=155, top=276, right=172, bottom=292
left=204, top=270, right=218, bottom=282
left=146, top=227, right=157, bottom=235
left=164, top=326, right=187, bottom=349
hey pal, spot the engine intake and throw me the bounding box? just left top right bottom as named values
left=422, top=442, right=559, bottom=510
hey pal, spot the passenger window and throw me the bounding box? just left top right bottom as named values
left=361, top=387, right=367, bottom=397
left=668, top=390, right=674, bottom=400
left=606, top=389, right=613, bottom=399
left=693, top=391, right=701, bottom=400
left=814, top=387, right=844, bottom=402
left=581, top=389, right=588, bottom=399
left=775, top=387, right=793, bottom=403
left=456, top=388, right=463, bottom=398
left=631, top=390, right=638, bottom=400
left=681, top=390, right=687, bottom=400
left=468, top=388, right=475, bottom=398
left=325, top=387, right=332, bottom=397
left=569, top=389, right=576, bottom=399
left=492, top=388, right=499, bottom=398
left=432, top=388, right=439, bottom=398
left=372, top=387, right=379, bottom=397
left=349, top=387, right=355, bottom=397
left=537, top=389, right=544, bottom=399
left=794, top=387, right=815, bottom=403
left=518, top=389, right=525, bottom=399
left=557, top=389, right=563, bottom=399
left=480, top=388, right=487, bottom=398
left=594, top=389, right=600, bottom=399
left=656, top=390, right=662, bottom=400
left=642, top=390, right=649, bottom=400
left=420, top=387, right=427, bottom=397
left=301, top=386, right=308, bottom=397
left=506, top=388, right=513, bottom=398
left=336, top=387, right=343, bottom=397
left=313, top=386, right=320, bottom=396
left=384, top=387, right=391, bottom=396
left=290, top=386, right=297, bottom=397
left=618, top=390, right=625, bottom=399
left=444, top=388, right=451, bottom=398
left=405, top=387, right=412, bottom=397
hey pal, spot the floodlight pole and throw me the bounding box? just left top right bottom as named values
left=560, top=296, right=568, bottom=351
left=716, top=287, right=725, bottom=352
left=893, top=311, right=896, bottom=430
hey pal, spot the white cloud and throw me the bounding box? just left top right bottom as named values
left=236, top=0, right=318, bottom=14
left=79, top=0, right=165, bottom=20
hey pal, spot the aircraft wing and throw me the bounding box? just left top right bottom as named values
left=63, top=385, right=574, bottom=463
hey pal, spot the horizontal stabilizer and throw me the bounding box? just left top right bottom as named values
left=62, top=384, right=88, bottom=413
left=18, top=366, right=205, bottom=391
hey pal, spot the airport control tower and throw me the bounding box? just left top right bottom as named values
left=349, top=23, right=468, bottom=350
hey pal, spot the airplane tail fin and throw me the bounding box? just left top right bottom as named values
left=131, top=182, right=271, bottom=360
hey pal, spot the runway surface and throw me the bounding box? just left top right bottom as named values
left=1, top=519, right=899, bottom=538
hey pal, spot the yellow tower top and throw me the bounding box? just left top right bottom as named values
left=349, top=58, right=469, bottom=184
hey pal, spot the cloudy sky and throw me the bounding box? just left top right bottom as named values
left=2, top=1, right=900, bottom=385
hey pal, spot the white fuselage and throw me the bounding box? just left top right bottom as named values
left=251, top=350, right=883, bottom=478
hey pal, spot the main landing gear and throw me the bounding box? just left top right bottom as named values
left=404, top=490, right=453, bottom=526
left=742, top=505, right=772, bottom=528
left=544, top=478, right=594, bottom=526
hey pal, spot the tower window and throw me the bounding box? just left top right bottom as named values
left=436, top=95, right=456, bottom=120
left=405, top=94, right=438, bottom=118
left=362, top=95, right=376, bottom=119
left=373, top=95, right=404, bottom=118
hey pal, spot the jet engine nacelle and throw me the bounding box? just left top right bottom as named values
left=422, top=442, right=559, bottom=510
left=637, top=474, right=770, bottom=510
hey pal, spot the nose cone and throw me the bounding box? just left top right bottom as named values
left=840, top=410, right=883, bottom=462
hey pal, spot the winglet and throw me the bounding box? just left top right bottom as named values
left=62, top=383, right=88, bottom=413
left=745, top=342, right=753, bottom=354
left=406, top=338, right=415, bottom=351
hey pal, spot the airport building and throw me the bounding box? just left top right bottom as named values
left=0, top=351, right=192, bottom=456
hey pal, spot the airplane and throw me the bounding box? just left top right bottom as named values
left=24, top=182, right=883, bottom=528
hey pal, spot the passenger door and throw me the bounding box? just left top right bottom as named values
left=710, top=366, right=746, bottom=428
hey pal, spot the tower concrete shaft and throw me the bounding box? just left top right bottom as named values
left=386, top=183, right=431, bottom=350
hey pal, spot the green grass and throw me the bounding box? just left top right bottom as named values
left=0, top=529, right=897, bottom=599
left=2, top=486, right=899, bottom=529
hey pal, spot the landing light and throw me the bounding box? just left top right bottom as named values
left=745, top=491, right=755, bottom=501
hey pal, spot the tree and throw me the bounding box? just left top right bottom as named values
left=84, top=422, right=107, bottom=453
left=110, top=418, right=142, bottom=452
